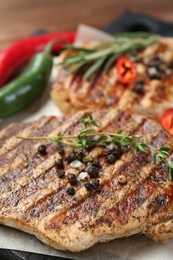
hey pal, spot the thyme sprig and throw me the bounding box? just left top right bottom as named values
left=17, top=113, right=173, bottom=181
left=60, top=32, right=159, bottom=79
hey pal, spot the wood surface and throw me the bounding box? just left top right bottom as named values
left=0, top=0, right=173, bottom=48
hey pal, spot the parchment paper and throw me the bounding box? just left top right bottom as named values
left=0, top=25, right=173, bottom=260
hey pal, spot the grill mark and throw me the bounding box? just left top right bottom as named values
left=148, top=184, right=173, bottom=218
left=19, top=112, right=145, bottom=216
left=0, top=108, right=172, bottom=247
left=3, top=164, right=57, bottom=208
left=0, top=122, right=29, bottom=145
left=0, top=110, right=89, bottom=173
left=47, top=152, right=152, bottom=229
left=50, top=158, right=168, bottom=231
left=0, top=109, right=108, bottom=205
left=84, top=73, right=113, bottom=103
left=0, top=112, right=90, bottom=196
left=0, top=143, right=58, bottom=195
left=0, top=116, right=56, bottom=166
left=19, top=116, right=145, bottom=219
left=3, top=112, right=165, bottom=218
left=0, top=117, right=60, bottom=180
left=93, top=181, right=158, bottom=227
left=57, top=40, right=173, bottom=117
left=23, top=117, right=150, bottom=221
left=46, top=126, right=169, bottom=229
left=89, top=69, right=132, bottom=107
left=70, top=63, right=130, bottom=109
left=64, top=108, right=116, bottom=136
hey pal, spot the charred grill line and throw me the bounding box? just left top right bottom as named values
left=0, top=109, right=173, bottom=251
left=0, top=116, right=56, bottom=165
left=0, top=111, right=94, bottom=191
left=45, top=124, right=170, bottom=230
left=23, top=117, right=152, bottom=222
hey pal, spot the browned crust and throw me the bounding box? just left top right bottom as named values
left=51, top=38, right=173, bottom=118
left=0, top=108, right=173, bottom=251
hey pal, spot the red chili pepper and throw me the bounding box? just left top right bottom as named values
left=116, top=56, right=137, bottom=84
left=0, top=31, right=76, bottom=87
left=160, top=108, right=173, bottom=136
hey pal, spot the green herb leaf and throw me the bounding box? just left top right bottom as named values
left=152, top=152, right=157, bottom=164
left=60, top=33, right=159, bottom=79
left=17, top=112, right=173, bottom=182
left=168, top=160, right=173, bottom=181
left=84, top=56, right=107, bottom=79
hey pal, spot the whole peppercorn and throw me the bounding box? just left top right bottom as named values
left=88, top=165, right=99, bottom=178
left=57, top=146, right=65, bottom=156
left=85, top=182, right=94, bottom=191
left=147, top=67, right=162, bottom=80
left=155, top=195, right=165, bottom=206
left=118, top=175, right=127, bottom=184
left=67, top=173, right=78, bottom=185
left=92, top=179, right=100, bottom=189
left=66, top=187, right=75, bottom=195
left=55, top=159, right=64, bottom=169
left=132, top=80, right=145, bottom=95
left=92, top=158, right=101, bottom=168
left=149, top=55, right=162, bottom=67
left=57, top=171, right=65, bottom=179
left=38, top=144, right=47, bottom=155
left=75, top=148, right=86, bottom=161
left=149, top=73, right=162, bottom=80
left=67, top=153, right=77, bottom=163
left=106, top=150, right=122, bottom=164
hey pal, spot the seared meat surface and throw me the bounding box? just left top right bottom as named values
left=51, top=38, right=173, bottom=118
left=0, top=109, right=173, bottom=252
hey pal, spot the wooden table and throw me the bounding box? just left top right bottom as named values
left=0, top=0, right=173, bottom=48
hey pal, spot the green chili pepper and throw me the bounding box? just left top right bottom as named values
left=0, top=42, right=53, bottom=119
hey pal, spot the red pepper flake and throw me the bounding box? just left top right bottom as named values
left=160, top=108, right=173, bottom=136
left=116, top=56, right=137, bottom=84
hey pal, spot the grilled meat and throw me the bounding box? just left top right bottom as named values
left=51, top=38, right=173, bottom=118
left=0, top=109, right=173, bottom=252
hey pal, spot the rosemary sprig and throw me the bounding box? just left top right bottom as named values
left=17, top=113, right=173, bottom=181
left=60, top=32, right=159, bottom=79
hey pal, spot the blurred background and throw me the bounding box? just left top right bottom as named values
left=0, top=0, right=173, bottom=48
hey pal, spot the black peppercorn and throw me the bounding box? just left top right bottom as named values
left=149, top=73, right=162, bottom=80
left=150, top=55, right=161, bottom=64
left=92, top=158, right=101, bottom=168
left=66, top=187, right=75, bottom=195
left=88, top=165, right=99, bottom=178
left=75, top=149, right=86, bottom=161
left=55, top=159, right=64, bottom=169
left=106, top=150, right=121, bottom=164
left=57, top=171, right=65, bottom=179
left=67, top=173, right=78, bottom=185
left=132, top=80, right=145, bottom=95
left=38, top=144, right=47, bottom=155
left=147, top=66, right=162, bottom=80
left=85, top=182, right=94, bottom=191
left=57, top=146, right=65, bottom=156
left=67, top=153, right=77, bottom=163
left=92, top=179, right=100, bottom=189
left=155, top=195, right=165, bottom=206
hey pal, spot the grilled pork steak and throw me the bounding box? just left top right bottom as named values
left=51, top=38, right=173, bottom=118
left=0, top=109, right=173, bottom=252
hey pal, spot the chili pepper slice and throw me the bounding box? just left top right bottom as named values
left=0, top=31, right=76, bottom=87
left=116, top=56, right=137, bottom=84
left=0, top=42, right=54, bottom=119
left=160, top=108, right=173, bottom=136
